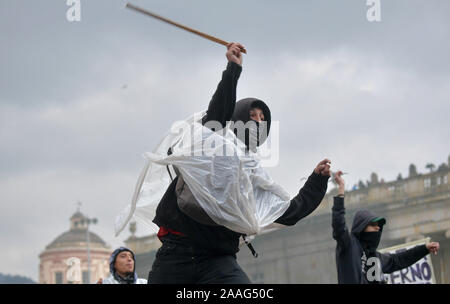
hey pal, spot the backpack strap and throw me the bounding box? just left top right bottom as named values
left=166, top=147, right=177, bottom=181
left=242, top=235, right=258, bottom=258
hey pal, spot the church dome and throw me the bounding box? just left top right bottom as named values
left=44, top=211, right=109, bottom=250
left=46, top=229, right=107, bottom=249
left=39, top=209, right=111, bottom=284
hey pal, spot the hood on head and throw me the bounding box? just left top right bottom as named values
left=109, top=247, right=136, bottom=279
left=351, top=209, right=386, bottom=238
left=230, top=98, right=271, bottom=148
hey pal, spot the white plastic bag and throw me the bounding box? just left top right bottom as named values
left=115, top=112, right=291, bottom=236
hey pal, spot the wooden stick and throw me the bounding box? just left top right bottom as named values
left=126, top=3, right=247, bottom=54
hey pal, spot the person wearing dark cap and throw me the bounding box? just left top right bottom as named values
left=97, top=247, right=147, bottom=284
left=332, top=171, right=440, bottom=284
left=147, top=42, right=331, bottom=284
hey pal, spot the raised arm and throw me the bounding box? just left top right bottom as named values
left=331, top=171, right=351, bottom=248
left=202, top=42, right=244, bottom=128
left=275, top=159, right=330, bottom=226
left=332, top=196, right=351, bottom=248
left=380, top=242, right=439, bottom=274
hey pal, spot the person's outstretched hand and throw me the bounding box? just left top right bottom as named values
left=426, top=242, right=440, bottom=255
left=334, top=171, right=345, bottom=196
left=314, top=159, right=331, bottom=177
left=226, top=42, right=245, bottom=66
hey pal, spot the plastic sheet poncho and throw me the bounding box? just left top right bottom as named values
left=115, top=111, right=291, bottom=237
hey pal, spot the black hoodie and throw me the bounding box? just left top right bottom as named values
left=153, top=62, right=329, bottom=255
left=332, top=196, right=430, bottom=284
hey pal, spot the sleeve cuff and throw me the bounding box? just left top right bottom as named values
left=309, top=171, right=330, bottom=183
left=333, top=196, right=345, bottom=208
left=226, top=61, right=242, bottom=76
left=418, top=244, right=430, bottom=256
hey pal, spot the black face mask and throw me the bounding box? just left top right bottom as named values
left=246, top=120, right=259, bottom=152
left=359, top=231, right=382, bottom=254
left=244, top=120, right=269, bottom=153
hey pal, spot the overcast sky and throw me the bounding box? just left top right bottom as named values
left=1, top=0, right=449, bottom=281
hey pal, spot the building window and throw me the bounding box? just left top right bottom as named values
left=437, top=176, right=441, bottom=185
left=444, top=175, right=448, bottom=184
left=424, top=178, right=431, bottom=188
left=55, top=272, right=63, bottom=284
left=82, top=271, right=90, bottom=284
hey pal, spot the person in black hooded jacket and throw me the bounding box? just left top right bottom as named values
left=147, top=42, right=331, bottom=284
left=332, top=171, right=440, bottom=284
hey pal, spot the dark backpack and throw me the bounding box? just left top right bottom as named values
left=175, top=173, right=218, bottom=227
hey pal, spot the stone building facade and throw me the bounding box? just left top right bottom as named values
left=39, top=211, right=111, bottom=284
left=129, top=156, right=450, bottom=283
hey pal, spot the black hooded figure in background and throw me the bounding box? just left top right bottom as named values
left=332, top=171, right=440, bottom=284
left=147, top=42, right=332, bottom=284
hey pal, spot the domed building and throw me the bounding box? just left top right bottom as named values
left=39, top=210, right=111, bottom=284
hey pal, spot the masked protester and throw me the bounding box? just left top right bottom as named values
left=145, top=42, right=331, bottom=284
left=332, top=171, right=440, bottom=284
left=97, top=247, right=147, bottom=284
